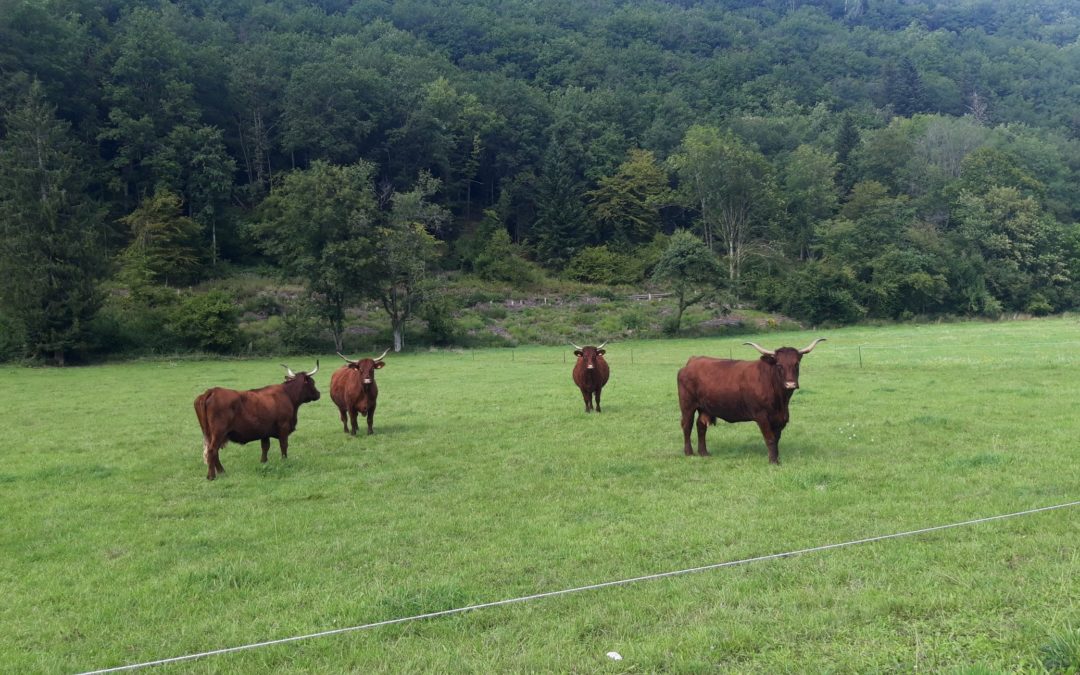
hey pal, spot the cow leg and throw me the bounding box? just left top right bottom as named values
left=348, top=409, right=359, bottom=436
left=205, top=437, right=225, bottom=480
left=695, top=413, right=711, bottom=457
left=594, top=390, right=602, bottom=413
left=205, top=440, right=216, bottom=481
left=366, top=404, right=376, bottom=435
left=681, top=408, right=695, bottom=455
left=581, top=389, right=592, bottom=413
left=755, top=418, right=781, bottom=464
left=338, top=406, right=350, bottom=434
left=279, top=435, right=288, bottom=459
left=260, top=438, right=270, bottom=463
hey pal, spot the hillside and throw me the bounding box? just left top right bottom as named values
left=2, top=0, right=1079, bottom=362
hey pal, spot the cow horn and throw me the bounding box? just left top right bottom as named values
left=569, top=342, right=583, bottom=350
left=798, top=338, right=827, bottom=354
left=337, top=352, right=359, bottom=365
left=596, top=341, right=608, bottom=350
left=743, top=342, right=775, bottom=357
left=281, top=364, right=296, bottom=378
left=373, top=348, right=391, bottom=363
left=307, top=360, right=319, bottom=376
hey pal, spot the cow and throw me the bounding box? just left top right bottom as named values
left=571, top=341, right=610, bottom=413
left=330, top=348, right=389, bottom=436
left=677, top=339, right=825, bottom=463
left=193, top=362, right=321, bottom=480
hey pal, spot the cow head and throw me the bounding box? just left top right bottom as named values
left=571, top=341, right=608, bottom=370
left=281, top=361, right=321, bottom=402
left=337, top=348, right=389, bottom=386
left=744, top=339, right=825, bottom=390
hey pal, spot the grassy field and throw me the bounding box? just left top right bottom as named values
left=1, top=318, right=1079, bottom=673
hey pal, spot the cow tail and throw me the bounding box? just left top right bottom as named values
left=198, top=391, right=213, bottom=466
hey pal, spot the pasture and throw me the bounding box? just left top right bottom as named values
left=1, top=318, right=1079, bottom=673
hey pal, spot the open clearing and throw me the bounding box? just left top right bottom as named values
left=1, top=319, right=1078, bottom=673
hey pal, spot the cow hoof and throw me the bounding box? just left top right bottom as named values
left=698, top=451, right=710, bottom=457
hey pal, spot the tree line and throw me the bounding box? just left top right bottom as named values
left=2, top=0, right=1080, bottom=363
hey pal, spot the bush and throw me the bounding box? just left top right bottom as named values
left=170, top=291, right=240, bottom=353
left=420, top=296, right=458, bottom=346
left=779, top=262, right=865, bottom=326
left=0, top=311, right=24, bottom=361
left=1026, top=293, right=1053, bottom=316
left=565, top=246, right=643, bottom=285
left=89, top=292, right=182, bottom=356
left=474, top=229, right=539, bottom=286
left=279, top=302, right=326, bottom=352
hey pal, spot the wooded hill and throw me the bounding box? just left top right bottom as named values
left=2, top=0, right=1079, bottom=362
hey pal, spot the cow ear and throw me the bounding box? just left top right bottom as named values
left=574, top=350, right=583, bottom=357
left=374, top=361, right=385, bottom=369
left=597, top=349, right=606, bottom=356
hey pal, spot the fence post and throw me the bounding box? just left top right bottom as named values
left=631, top=349, right=634, bottom=365
left=858, top=345, right=863, bottom=368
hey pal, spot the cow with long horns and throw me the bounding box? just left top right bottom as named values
left=194, top=361, right=321, bottom=480
left=677, top=339, right=825, bottom=463
left=330, top=348, right=389, bottom=436
left=571, top=341, right=610, bottom=413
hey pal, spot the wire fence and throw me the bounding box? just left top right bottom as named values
left=411, top=337, right=1080, bottom=369
left=79, top=499, right=1080, bottom=674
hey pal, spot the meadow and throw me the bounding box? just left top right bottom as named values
left=1, top=318, right=1078, bottom=673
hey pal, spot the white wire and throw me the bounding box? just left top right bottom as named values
left=79, top=499, right=1079, bottom=674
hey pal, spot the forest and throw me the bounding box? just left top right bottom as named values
left=2, top=0, right=1080, bottom=363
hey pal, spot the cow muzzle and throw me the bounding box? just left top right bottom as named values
left=363, top=378, right=373, bottom=384
left=784, top=381, right=798, bottom=390
left=586, top=364, right=595, bottom=370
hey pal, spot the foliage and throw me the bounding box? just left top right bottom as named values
left=650, top=229, right=724, bottom=333
left=169, top=291, right=239, bottom=353
left=4, top=0, right=1080, bottom=360
left=0, top=81, right=106, bottom=365
left=565, top=245, right=644, bottom=285
left=373, top=172, right=448, bottom=352
left=118, top=188, right=204, bottom=287
left=475, top=228, right=539, bottom=286
left=247, top=160, right=380, bottom=351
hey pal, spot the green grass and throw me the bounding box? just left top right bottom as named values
left=1, top=318, right=1079, bottom=673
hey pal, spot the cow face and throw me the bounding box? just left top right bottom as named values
left=282, top=361, right=321, bottom=401
left=767, top=348, right=804, bottom=390
left=290, top=372, right=322, bottom=402
left=349, top=358, right=385, bottom=386
left=574, top=346, right=606, bottom=370
left=744, top=339, right=825, bottom=391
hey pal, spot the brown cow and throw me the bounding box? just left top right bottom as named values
left=571, top=341, right=610, bottom=413
left=677, top=339, right=825, bottom=463
left=330, top=348, right=389, bottom=436
left=194, top=362, right=321, bottom=480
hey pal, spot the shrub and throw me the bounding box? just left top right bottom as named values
left=279, top=302, right=326, bottom=352
left=475, top=229, right=538, bottom=286
left=170, top=291, right=240, bottom=353
left=90, top=291, right=182, bottom=356
left=779, top=262, right=865, bottom=326
left=0, top=311, right=24, bottom=361
left=565, top=246, right=643, bottom=285
left=420, top=296, right=458, bottom=346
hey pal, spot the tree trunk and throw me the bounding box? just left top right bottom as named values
left=392, top=322, right=403, bottom=352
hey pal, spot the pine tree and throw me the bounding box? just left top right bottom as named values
left=0, top=82, right=105, bottom=365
